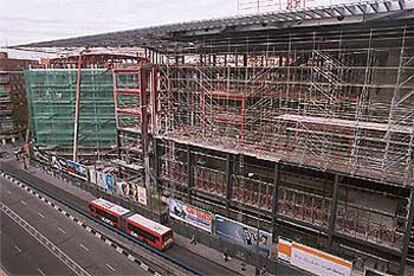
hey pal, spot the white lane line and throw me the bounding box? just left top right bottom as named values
left=6, top=190, right=12, bottom=195
left=38, top=212, right=46, bottom=219
left=36, top=268, right=46, bottom=276
left=20, top=200, right=27, bottom=205
left=106, top=264, right=116, bottom=271
left=80, top=243, right=90, bottom=252
left=57, top=227, right=66, bottom=234
left=14, top=245, right=22, bottom=253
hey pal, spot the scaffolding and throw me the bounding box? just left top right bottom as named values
left=25, top=69, right=116, bottom=156
left=156, top=24, right=414, bottom=186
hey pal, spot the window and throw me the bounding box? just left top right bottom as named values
left=96, top=208, right=118, bottom=223
left=128, top=223, right=159, bottom=242
left=163, top=231, right=172, bottom=242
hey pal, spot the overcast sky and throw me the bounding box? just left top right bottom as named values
left=0, top=0, right=238, bottom=47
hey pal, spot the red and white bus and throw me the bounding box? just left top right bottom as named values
left=125, top=213, right=174, bottom=251
left=89, top=198, right=131, bottom=229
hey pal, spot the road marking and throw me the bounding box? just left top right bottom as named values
left=58, top=227, right=66, bottom=234
left=36, top=268, right=46, bottom=276
left=38, top=212, right=46, bottom=219
left=6, top=190, right=12, bottom=195
left=106, top=264, right=116, bottom=271
left=14, top=245, right=22, bottom=253
left=140, top=263, right=149, bottom=271
left=20, top=200, right=27, bottom=205
left=80, top=243, right=90, bottom=252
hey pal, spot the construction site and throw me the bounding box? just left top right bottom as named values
left=3, top=0, right=414, bottom=275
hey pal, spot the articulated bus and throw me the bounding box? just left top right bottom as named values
left=88, top=198, right=174, bottom=251
left=89, top=198, right=130, bottom=229
left=126, top=214, right=173, bottom=250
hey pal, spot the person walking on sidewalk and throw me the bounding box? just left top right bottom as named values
left=223, top=251, right=231, bottom=262
left=190, top=234, right=197, bottom=245
left=240, top=261, right=247, bottom=271
left=260, top=265, right=267, bottom=275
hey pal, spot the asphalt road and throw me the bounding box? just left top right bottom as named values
left=0, top=176, right=152, bottom=276
left=1, top=213, right=75, bottom=276
left=0, top=162, right=238, bottom=275
left=1, top=161, right=303, bottom=276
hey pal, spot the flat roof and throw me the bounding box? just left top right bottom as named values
left=91, top=198, right=131, bottom=216
left=126, top=213, right=171, bottom=235
left=13, top=0, right=414, bottom=52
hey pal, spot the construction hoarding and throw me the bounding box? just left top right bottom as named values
left=169, top=198, right=213, bottom=232
left=215, top=215, right=272, bottom=256
left=277, top=238, right=352, bottom=276
left=89, top=168, right=115, bottom=193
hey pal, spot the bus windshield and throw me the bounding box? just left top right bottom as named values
left=163, top=231, right=173, bottom=242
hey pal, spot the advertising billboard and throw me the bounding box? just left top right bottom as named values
left=137, top=186, right=147, bottom=206
left=169, top=198, right=213, bottom=233
left=277, top=238, right=352, bottom=276
left=215, top=215, right=272, bottom=256
left=90, top=168, right=115, bottom=193
left=66, top=160, right=88, bottom=181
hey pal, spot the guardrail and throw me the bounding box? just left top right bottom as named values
left=0, top=170, right=206, bottom=276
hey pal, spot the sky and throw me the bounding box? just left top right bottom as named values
left=0, top=0, right=238, bottom=47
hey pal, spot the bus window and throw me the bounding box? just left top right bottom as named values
left=96, top=208, right=118, bottom=224
left=127, top=223, right=159, bottom=242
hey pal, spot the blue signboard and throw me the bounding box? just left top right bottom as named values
left=215, top=215, right=272, bottom=256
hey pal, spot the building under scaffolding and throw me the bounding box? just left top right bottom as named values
left=19, top=1, right=414, bottom=274
left=25, top=53, right=145, bottom=158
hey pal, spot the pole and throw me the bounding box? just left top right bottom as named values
left=72, top=53, right=83, bottom=161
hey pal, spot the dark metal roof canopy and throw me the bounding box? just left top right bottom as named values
left=14, top=0, right=414, bottom=53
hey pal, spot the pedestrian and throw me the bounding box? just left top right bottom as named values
left=260, top=265, right=267, bottom=275
left=190, top=234, right=197, bottom=245
left=240, top=262, right=247, bottom=271
left=223, top=251, right=230, bottom=262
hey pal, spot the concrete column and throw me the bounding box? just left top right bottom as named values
left=328, top=174, right=339, bottom=250
left=187, top=145, right=194, bottom=204
left=399, top=186, right=414, bottom=275
left=271, top=163, right=280, bottom=242
left=225, top=153, right=233, bottom=216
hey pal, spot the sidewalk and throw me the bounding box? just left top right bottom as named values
left=12, top=161, right=272, bottom=276
left=174, top=234, right=259, bottom=276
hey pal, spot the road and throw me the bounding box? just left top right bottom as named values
left=1, top=213, right=74, bottom=276
left=0, top=176, right=152, bottom=276
left=1, top=161, right=239, bottom=275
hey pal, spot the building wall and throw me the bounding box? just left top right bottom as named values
left=0, top=52, right=37, bottom=144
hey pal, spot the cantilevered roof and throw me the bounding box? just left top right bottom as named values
left=14, top=0, right=414, bottom=52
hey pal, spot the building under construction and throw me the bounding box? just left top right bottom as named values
left=19, top=1, right=414, bottom=274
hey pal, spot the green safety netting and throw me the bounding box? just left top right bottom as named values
left=25, top=69, right=117, bottom=149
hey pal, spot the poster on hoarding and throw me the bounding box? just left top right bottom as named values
left=96, top=171, right=114, bottom=192
left=137, top=186, right=147, bottom=206
left=66, top=160, right=88, bottom=181
left=277, top=238, right=292, bottom=263
left=89, top=168, right=115, bottom=193
left=279, top=239, right=352, bottom=276
left=169, top=198, right=213, bottom=233
left=215, top=215, right=272, bottom=256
